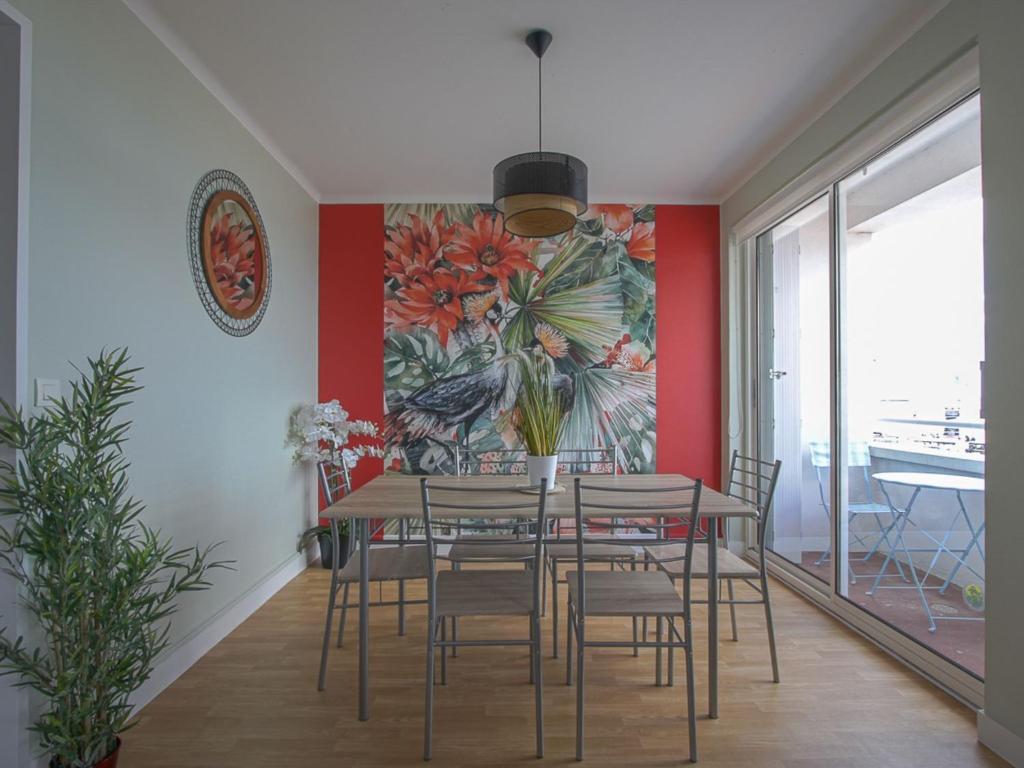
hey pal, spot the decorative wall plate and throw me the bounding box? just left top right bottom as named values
left=187, top=169, right=271, bottom=336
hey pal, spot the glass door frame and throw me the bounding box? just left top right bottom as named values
left=729, top=56, right=984, bottom=706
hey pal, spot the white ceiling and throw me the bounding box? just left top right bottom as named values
left=127, top=0, right=946, bottom=203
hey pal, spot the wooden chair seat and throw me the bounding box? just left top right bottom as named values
left=546, top=542, right=638, bottom=560
left=435, top=570, right=535, bottom=617
left=646, top=542, right=759, bottom=579
left=337, top=544, right=430, bottom=583
left=448, top=537, right=536, bottom=562
left=565, top=570, right=686, bottom=617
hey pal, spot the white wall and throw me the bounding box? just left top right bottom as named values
left=976, top=0, right=1024, bottom=761
left=0, top=6, right=30, bottom=766
left=722, top=0, right=1024, bottom=761
left=5, top=0, right=318, bottom=757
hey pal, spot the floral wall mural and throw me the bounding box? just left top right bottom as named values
left=383, top=203, right=656, bottom=475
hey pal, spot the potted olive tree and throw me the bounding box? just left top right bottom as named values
left=513, top=347, right=573, bottom=490
left=287, top=400, right=382, bottom=568
left=0, top=350, right=229, bottom=768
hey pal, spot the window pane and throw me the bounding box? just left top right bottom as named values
left=757, top=195, right=831, bottom=583
left=837, top=94, right=984, bottom=677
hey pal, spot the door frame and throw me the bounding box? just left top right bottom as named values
left=727, top=49, right=985, bottom=708
left=0, top=2, right=31, bottom=765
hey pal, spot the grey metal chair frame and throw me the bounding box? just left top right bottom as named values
left=657, top=451, right=782, bottom=684
left=452, top=445, right=637, bottom=661
left=419, top=477, right=548, bottom=761
left=454, top=446, right=622, bottom=477
left=456, top=447, right=640, bottom=657
left=316, top=460, right=428, bottom=691
left=566, top=477, right=703, bottom=763
left=809, top=442, right=906, bottom=583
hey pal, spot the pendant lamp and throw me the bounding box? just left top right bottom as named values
left=493, top=29, right=588, bottom=238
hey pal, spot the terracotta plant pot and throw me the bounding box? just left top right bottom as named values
left=50, top=738, right=121, bottom=768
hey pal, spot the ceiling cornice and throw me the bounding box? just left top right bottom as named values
left=124, top=0, right=322, bottom=202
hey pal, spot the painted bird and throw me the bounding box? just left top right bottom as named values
left=384, top=319, right=518, bottom=457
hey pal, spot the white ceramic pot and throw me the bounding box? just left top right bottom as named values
left=526, top=454, right=558, bottom=491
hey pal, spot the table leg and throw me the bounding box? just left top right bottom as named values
left=869, top=488, right=936, bottom=631
left=868, top=486, right=918, bottom=595
left=358, top=517, right=370, bottom=721
left=707, top=521, right=719, bottom=719
left=940, top=490, right=985, bottom=594
left=398, top=518, right=406, bottom=636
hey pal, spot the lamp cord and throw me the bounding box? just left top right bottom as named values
left=538, top=55, right=543, bottom=154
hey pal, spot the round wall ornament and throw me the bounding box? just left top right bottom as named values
left=187, top=169, right=271, bottom=336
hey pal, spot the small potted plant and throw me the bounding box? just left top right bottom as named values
left=0, top=350, right=230, bottom=768
left=512, top=347, right=574, bottom=490
left=287, top=400, right=382, bottom=567
left=298, top=518, right=350, bottom=570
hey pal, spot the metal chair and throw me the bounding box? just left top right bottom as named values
left=453, top=446, right=639, bottom=659
left=566, top=477, right=703, bottom=763
left=316, top=459, right=429, bottom=691
left=540, top=447, right=641, bottom=661
left=419, top=477, right=548, bottom=761
left=454, top=446, right=622, bottom=477
left=809, top=440, right=905, bottom=582
left=646, top=451, right=782, bottom=684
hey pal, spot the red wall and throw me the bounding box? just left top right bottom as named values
left=319, top=204, right=721, bottom=493
left=318, top=204, right=385, bottom=491
left=654, top=205, right=721, bottom=490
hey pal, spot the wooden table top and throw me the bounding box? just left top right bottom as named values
left=322, top=473, right=757, bottom=520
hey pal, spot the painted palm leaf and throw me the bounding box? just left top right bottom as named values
left=528, top=277, right=624, bottom=361
left=385, top=202, right=483, bottom=227
left=563, top=367, right=657, bottom=473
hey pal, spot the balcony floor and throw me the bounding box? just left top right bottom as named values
left=800, top=552, right=985, bottom=678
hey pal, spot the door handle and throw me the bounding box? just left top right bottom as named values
left=768, top=369, right=787, bottom=380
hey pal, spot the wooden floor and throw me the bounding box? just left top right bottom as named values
left=121, top=566, right=1004, bottom=767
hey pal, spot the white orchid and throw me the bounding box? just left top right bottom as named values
left=287, top=400, right=384, bottom=467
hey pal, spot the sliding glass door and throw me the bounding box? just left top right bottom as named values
left=835, top=94, right=984, bottom=677
left=757, top=196, right=831, bottom=583
left=749, top=93, right=984, bottom=681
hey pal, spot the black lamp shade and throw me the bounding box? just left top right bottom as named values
left=493, top=151, right=588, bottom=238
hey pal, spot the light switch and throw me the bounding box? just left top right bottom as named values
left=34, top=378, right=61, bottom=407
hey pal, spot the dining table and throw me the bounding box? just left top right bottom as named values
left=322, top=472, right=757, bottom=722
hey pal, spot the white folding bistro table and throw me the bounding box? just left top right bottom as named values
left=867, top=471, right=985, bottom=631
left=322, top=473, right=757, bottom=721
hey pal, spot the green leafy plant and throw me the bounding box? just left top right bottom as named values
left=511, top=347, right=573, bottom=457
left=0, top=349, right=230, bottom=767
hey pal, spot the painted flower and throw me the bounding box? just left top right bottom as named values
left=446, top=211, right=539, bottom=298
left=626, top=221, right=655, bottom=262
left=618, top=346, right=656, bottom=373
left=209, top=212, right=258, bottom=308
left=462, top=290, right=500, bottom=323
left=534, top=322, right=569, bottom=358
left=587, top=204, right=634, bottom=234
left=386, top=269, right=489, bottom=346
left=600, top=334, right=632, bottom=368
left=384, top=211, right=455, bottom=286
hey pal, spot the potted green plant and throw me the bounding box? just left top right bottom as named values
left=0, top=350, right=230, bottom=768
left=512, top=347, right=574, bottom=490
left=298, top=519, right=349, bottom=570
left=287, top=400, right=381, bottom=568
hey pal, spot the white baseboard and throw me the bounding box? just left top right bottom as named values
left=130, top=551, right=309, bottom=714
left=979, top=711, right=1024, bottom=767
